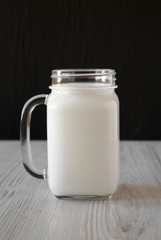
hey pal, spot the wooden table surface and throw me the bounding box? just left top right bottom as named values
left=0, top=141, right=161, bottom=240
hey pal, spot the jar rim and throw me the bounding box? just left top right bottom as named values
left=51, top=69, right=117, bottom=87
left=51, top=69, right=116, bottom=77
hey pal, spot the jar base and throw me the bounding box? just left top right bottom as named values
left=55, top=193, right=113, bottom=200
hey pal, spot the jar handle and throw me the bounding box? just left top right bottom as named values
left=20, top=94, right=48, bottom=179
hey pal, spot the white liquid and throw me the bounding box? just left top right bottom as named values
left=47, top=84, right=119, bottom=196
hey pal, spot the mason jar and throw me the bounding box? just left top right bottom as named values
left=20, top=69, right=119, bottom=200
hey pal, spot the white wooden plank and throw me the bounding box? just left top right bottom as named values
left=0, top=141, right=161, bottom=240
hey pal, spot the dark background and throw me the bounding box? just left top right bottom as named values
left=0, top=0, right=161, bottom=140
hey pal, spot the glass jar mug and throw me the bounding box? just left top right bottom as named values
left=20, top=69, right=119, bottom=200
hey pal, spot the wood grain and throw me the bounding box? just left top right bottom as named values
left=0, top=141, right=161, bottom=240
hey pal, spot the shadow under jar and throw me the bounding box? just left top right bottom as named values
left=20, top=69, right=119, bottom=200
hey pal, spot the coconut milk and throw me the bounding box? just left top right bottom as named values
left=47, top=84, right=119, bottom=197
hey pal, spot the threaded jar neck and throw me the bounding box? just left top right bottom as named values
left=51, top=69, right=117, bottom=88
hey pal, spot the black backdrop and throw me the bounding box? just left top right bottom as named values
left=0, top=0, right=161, bottom=140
